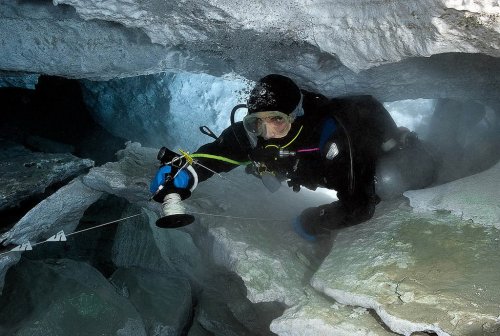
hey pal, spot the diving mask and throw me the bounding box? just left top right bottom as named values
left=243, top=111, right=294, bottom=137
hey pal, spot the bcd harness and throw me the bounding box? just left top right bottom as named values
left=189, top=124, right=328, bottom=193
left=191, top=105, right=354, bottom=194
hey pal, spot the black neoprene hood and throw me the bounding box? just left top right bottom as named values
left=247, top=74, right=301, bottom=115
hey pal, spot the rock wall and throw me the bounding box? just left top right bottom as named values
left=1, top=0, right=499, bottom=102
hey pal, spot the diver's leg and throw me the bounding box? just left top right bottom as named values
left=294, top=173, right=380, bottom=241
left=295, top=195, right=379, bottom=241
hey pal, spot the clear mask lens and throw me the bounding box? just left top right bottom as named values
left=243, top=115, right=265, bottom=135
left=243, top=112, right=291, bottom=137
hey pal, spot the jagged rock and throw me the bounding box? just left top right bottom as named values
left=54, top=0, right=500, bottom=73
left=0, top=1, right=171, bottom=81
left=144, top=208, right=207, bottom=286
left=0, top=142, right=196, bottom=278
left=1, top=141, right=498, bottom=335
left=2, top=1, right=500, bottom=104
left=83, top=142, right=208, bottom=278
left=0, top=73, right=39, bottom=89
left=271, top=292, right=398, bottom=336
left=3, top=0, right=500, bottom=75
left=111, top=184, right=284, bottom=335
left=194, top=290, right=257, bottom=336
left=0, top=2, right=499, bottom=336
left=1, top=178, right=102, bottom=246
left=0, top=253, right=20, bottom=289
left=81, top=142, right=156, bottom=205
left=83, top=143, right=284, bottom=334
left=186, top=169, right=401, bottom=334
left=405, top=161, right=500, bottom=228
left=187, top=321, right=213, bottom=336
left=311, top=201, right=500, bottom=336
left=188, top=263, right=286, bottom=336
left=0, top=140, right=94, bottom=211
left=83, top=143, right=403, bottom=333
left=110, top=267, right=192, bottom=336
left=112, top=208, right=260, bottom=335
left=111, top=208, right=175, bottom=273
left=0, top=258, right=147, bottom=336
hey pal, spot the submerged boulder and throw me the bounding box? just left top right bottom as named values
left=405, top=161, right=500, bottom=228
left=0, top=258, right=147, bottom=336
left=1, top=140, right=498, bottom=335
left=110, top=267, right=192, bottom=336
left=0, top=178, right=103, bottom=246
left=270, top=289, right=398, bottom=336
left=186, top=170, right=400, bottom=334
left=311, top=200, right=500, bottom=336
left=0, top=140, right=94, bottom=211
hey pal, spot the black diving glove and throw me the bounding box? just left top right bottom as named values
left=156, top=146, right=184, bottom=165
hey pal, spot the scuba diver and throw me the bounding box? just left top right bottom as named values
left=150, top=74, right=435, bottom=241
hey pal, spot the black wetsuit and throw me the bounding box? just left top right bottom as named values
left=193, top=91, right=399, bottom=234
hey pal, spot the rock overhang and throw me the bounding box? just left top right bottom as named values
left=0, top=0, right=499, bottom=104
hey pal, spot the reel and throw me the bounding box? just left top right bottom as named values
left=156, top=193, right=195, bottom=228
left=153, top=147, right=198, bottom=228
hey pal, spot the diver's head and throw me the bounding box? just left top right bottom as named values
left=244, top=74, right=303, bottom=139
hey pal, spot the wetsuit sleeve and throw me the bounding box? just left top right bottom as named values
left=192, top=121, right=252, bottom=182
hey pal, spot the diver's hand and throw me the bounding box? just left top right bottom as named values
left=156, top=146, right=180, bottom=164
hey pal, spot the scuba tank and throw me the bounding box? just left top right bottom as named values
left=375, top=138, right=436, bottom=200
